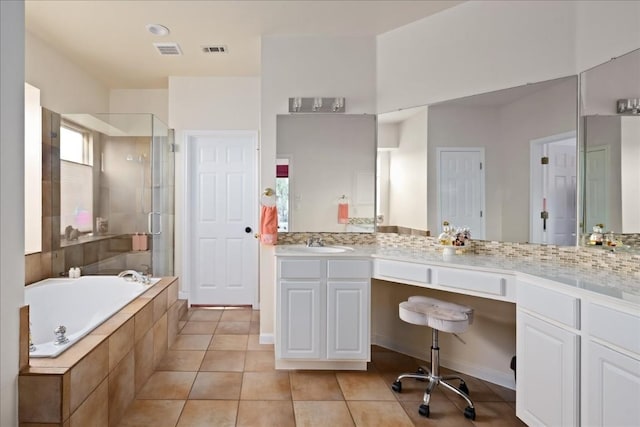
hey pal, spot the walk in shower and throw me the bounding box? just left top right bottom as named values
left=59, top=113, right=174, bottom=276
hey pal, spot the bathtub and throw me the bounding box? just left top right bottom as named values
left=26, top=275, right=159, bottom=358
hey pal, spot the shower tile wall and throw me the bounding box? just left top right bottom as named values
left=100, top=136, right=151, bottom=236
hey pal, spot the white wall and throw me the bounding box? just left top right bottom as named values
left=388, top=110, right=428, bottom=229
left=168, top=76, right=260, bottom=296
left=1, top=2, right=25, bottom=425
left=110, top=89, right=169, bottom=124
left=24, top=83, right=42, bottom=254
left=25, top=31, right=109, bottom=113
left=260, top=35, right=377, bottom=339
left=377, top=1, right=640, bottom=114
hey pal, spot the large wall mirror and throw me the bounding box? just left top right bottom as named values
left=580, top=48, right=640, bottom=251
left=276, top=114, right=376, bottom=232
left=378, top=75, right=578, bottom=245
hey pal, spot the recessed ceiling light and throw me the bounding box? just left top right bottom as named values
left=146, top=24, right=170, bottom=36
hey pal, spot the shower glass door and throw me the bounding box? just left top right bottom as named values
left=150, top=116, right=174, bottom=276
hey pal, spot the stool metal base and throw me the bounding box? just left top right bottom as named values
left=391, top=329, right=476, bottom=420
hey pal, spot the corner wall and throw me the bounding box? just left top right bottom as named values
left=1, top=2, right=25, bottom=425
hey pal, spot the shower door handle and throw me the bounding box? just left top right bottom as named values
left=147, top=212, right=162, bottom=235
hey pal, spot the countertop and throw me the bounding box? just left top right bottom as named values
left=275, top=244, right=640, bottom=306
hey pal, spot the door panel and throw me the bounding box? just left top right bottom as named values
left=547, top=143, right=577, bottom=246
left=189, top=132, right=258, bottom=306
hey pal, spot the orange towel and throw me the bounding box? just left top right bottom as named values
left=260, top=205, right=278, bottom=245
left=338, top=203, right=349, bottom=224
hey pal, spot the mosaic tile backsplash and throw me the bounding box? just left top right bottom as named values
left=278, top=232, right=640, bottom=275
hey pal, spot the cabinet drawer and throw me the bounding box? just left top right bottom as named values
left=587, top=302, right=640, bottom=354
left=436, top=267, right=509, bottom=297
left=327, top=260, right=371, bottom=279
left=280, top=259, right=322, bottom=279
left=518, top=282, right=580, bottom=329
left=375, top=259, right=431, bottom=284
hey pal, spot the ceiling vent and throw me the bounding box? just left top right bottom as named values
left=202, top=45, right=228, bottom=54
left=153, top=42, right=182, bottom=56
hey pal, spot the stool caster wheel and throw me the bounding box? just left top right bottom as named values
left=418, top=404, right=430, bottom=417
left=391, top=381, right=402, bottom=393
left=464, top=406, right=476, bottom=420
left=459, top=381, right=470, bottom=396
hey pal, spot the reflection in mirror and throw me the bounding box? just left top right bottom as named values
left=378, top=75, right=578, bottom=245
left=581, top=48, right=640, bottom=250
left=276, top=114, right=376, bottom=232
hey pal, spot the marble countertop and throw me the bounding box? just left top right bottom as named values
left=275, top=244, right=640, bottom=306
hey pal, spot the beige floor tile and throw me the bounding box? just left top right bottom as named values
left=236, top=400, right=295, bottom=427
left=240, top=372, right=292, bottom=400
left=249, top=321, right=260, bottom=334
left=180, top=321, right=217, bottom=335
left=216, top=321, right=251, bottom=334
left=209, top=334, right=249, bottom=350
left=220, top=309, right=253, bottom=322
left=176, top=400, right=238, bottom=427
left=156, top=350, right=205, bottom=371
left=438, top=368, right=503, bottom=402
left=380, top=372, right=448, bottom=403
left=347, top=401, right=414, bottom=427
left=243, top=350, right=275, bottom=372
left=290, top=371, right=344, bottom=401
left=251, top=310, right=260, bottom=322
left=199, top=350, right=246, bottom=372
left=336, top=372, right=396, bottom=401
left=465, top=401, right=527, bottom=426
left=171, top=334, right=212, bottom=350
left=117, top=399, right=185, bottom=427
left=294, top=401, right=355, bottom=427
left=247, top=334, right=274, bottom=351
left=189, top=372, right=243, bottom=400
left=136, top=371, right=197, bottom=400
left=399, top=399, right=474, bottom=426
left=189, top=309, right=223, bottom=322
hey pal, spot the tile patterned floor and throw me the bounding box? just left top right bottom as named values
left=117, top=307, right=526, bottom=427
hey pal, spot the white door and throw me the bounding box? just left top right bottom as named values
left=437, top=148, right=485, bottom=239
left=530, top=133, right=577, bottom=245
left=585, top=145, right=609, bottom=232
left=188, top=131, right=258, bottom=306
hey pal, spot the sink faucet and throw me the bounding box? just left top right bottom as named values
left=306, top=237, right=324, bottom=247
left=117, top=270, right=151, bottom=284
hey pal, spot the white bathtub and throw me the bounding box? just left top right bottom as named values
left=26, top=275, right=159, bottom=358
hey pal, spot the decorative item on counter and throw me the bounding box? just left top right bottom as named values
left=589, top=224, right=604, bottom=245
left=338, top=195, right=349, bottom=225
left=68, top=267, right=81, bottom=278
left=132, top=233, right=148, bottom=251
left=437, top=221, right=471, bottom=256
left=64, top=225, right=80, bottom=241
left=96, top=217, right=108, bottom=235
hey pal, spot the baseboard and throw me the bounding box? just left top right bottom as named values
left=178, top=291, right=189, bottom=300
left=259, top=333, right=274, bottom=345
left=276, top=359, right=367, bottom=371
left=372, top=333, right=516, bottom=390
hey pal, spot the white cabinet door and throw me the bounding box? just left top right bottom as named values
left=278, top=280, right=323, bottom=359
left=584, top=341, right=640, bottom=427
left=517, top=310, right=579, bottom=427
left=326, top=280, right=370, bottom=360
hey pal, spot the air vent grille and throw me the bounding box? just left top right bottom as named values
left=153, top=42, right=182, bottom=56
left=202, top=45, right=228, bottom=54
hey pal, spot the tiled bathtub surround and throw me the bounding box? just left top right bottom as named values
left=279, top=232, right=640, bottom=276
left=19, top=277, right=186, bottom=427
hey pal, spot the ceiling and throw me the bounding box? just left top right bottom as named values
left=25, top=0, right=463, bottom=89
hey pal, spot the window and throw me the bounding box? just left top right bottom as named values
left=60, top=124, right=93, bottom=235
left=276, top=159, right=289, bottom=231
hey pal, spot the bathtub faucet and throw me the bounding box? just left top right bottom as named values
left=117, top=270, right=151, bottom=284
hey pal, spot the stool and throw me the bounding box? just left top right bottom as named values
left=391, top=296, right=476, bottom=420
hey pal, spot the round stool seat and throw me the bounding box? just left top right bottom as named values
left=399, top=296, right=473, bottom=334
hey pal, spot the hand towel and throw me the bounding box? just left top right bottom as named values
left=260, top=205, right=278, bottom=245
left=338, top=202, right=349, bottom=224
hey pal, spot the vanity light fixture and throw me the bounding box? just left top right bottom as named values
left=617, top=98, right=640, bottom=115
left=146, top=24, right=170, bottom=36
left=288, top=97, right=346, bottom=113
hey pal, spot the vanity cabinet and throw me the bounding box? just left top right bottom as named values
left=276, top=257, right=371, bottom=368
left=516, top=280, right=580, bottom=427
left=582, top=301, right=640, bottom=427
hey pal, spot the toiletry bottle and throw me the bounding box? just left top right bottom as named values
left=139, top=233, right=148, bottom=251
left=132, top=233, right=140, bottom=251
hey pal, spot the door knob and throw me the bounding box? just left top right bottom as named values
left=245, top=226, right=252, bottom=233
